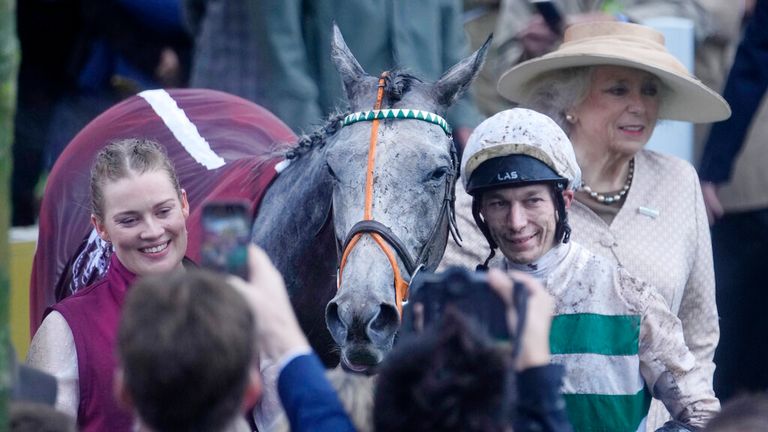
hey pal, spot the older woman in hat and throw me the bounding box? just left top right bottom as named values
left=499, top=20, right=729, bottom=424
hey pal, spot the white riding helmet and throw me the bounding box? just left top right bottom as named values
left=461, top=108, right=581, bottom=194
left=460, top=109, right=582, bottom=266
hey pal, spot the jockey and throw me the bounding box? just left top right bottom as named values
left=461, top=108, right=719, bottom=432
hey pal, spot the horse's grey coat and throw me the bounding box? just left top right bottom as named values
left=252, top=25, right=489, bottom=369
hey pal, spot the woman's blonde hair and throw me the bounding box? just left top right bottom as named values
left=89, top=138, right=181, bottom=220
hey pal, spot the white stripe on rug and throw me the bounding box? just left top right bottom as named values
left=139, top=89, right=225, bottom=170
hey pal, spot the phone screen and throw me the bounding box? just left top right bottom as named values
left=200, top=202, right=251, bottom=279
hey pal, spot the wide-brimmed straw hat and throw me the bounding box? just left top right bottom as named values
left=497, top=21, right=731, bottom=123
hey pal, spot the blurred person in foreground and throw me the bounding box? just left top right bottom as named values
left=116, top=269, right=260, bottom=432
left=10, top=402, right=76, bottom=432
left=375, top=266, right=572, bottom=432
left=9, top=341, right=73, bottom=432
left=702, top=393, right=768, bottom=432
left=451, top=108, right=719, bottom=431
left=117, top=246, right=356, bottom=432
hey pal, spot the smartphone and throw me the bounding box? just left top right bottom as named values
left=531, top=0, right=563, bottom=35
left=200, top=201, right=251, bottom=279
left=401, top=267, right=523, bottom=342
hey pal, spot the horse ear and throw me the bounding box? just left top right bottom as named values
left=331, top=23, right=367, bottom=103
left=433, top=35, right=492, bottom=108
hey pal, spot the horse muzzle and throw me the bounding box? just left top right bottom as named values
left=325, top=296, right=400, bottom=371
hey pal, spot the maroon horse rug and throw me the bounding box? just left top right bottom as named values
left=30, top=88, right=296, bottom=332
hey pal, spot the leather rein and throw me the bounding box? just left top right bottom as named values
left=336, top=72, right=461, bottom=314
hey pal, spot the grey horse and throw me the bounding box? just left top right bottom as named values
left=252, top=26, right=488, bottom=371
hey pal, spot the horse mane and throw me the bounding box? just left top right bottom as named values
left=284, top=69, right=423, bottom=161
left=284, top=111, right=348, bottom=161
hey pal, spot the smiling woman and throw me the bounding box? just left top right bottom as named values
left=26, top=139, right=191, bottom=432
left=91, top=170, right=189, bottom=276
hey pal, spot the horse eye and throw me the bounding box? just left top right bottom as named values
left=428, top=167, right=449, bottom=182
left=326, top=164, right=338, bottom=180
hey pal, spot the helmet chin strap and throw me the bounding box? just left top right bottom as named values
left=471, top=198, right=496, bottom=271
left=553, top=183, right=572, bottom=244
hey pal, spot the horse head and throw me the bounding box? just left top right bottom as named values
left=322, top=25, right=489, bottom=372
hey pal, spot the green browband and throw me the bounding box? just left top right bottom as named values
left=341, top=109, right=452, bottom=136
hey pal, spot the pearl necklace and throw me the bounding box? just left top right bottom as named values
left=580, top=159, right=634, bottom=205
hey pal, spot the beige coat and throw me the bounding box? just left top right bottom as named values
left=569, top=149, right=718, bottom=381
left=570, top=150, right=719, bottom=430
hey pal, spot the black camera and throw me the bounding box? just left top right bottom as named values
left=401, top=267, right=527, bottom=343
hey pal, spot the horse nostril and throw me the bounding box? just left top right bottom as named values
left=368, top=303, right=400, bottom=339
left=325, top=302, right=348, bottom=344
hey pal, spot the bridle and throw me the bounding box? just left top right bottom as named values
left=336, top=72, right=461, bottom=314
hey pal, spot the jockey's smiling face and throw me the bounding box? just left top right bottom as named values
left=91, top=169, right=190, bottom=276
left=480, top=184, right=572, bottom=264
